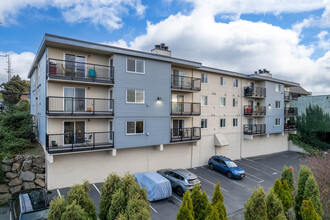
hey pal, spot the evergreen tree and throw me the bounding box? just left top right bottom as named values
left=205, top=206, right=220, bottom=220
left=273, top=179, right=292, bottom=212
left=244, top=185, right=267, bottom=220
left=211, top=182, right=227, bottom=220
left=266, top=189, right=285, bottom=220
left=61, top=200, right=89, bottom=220
left=281, top=165, right=294, bottom=191
left=177, top=204, right=195, bottom=220
left=301, top=200, right=319, bottom=220
left=125, top=196, right=151, bottom=220
left=99, top=173, right=121, bottom=220
left=0, top=75, right=26, bottom=105
left=303, top=175, right=323, bottom=217
left=213, top=201, right=227, bottom=220
left=181, top=191, right=194, bottom=217
left=295, top=165, right=313, bottom=219
left=107, top=188, right=126, bottom=220
left=48, top=196, right=67, bottom=220
left=191, top=184, right=211, bottom=220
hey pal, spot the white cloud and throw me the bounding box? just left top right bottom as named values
left=0, top=0, right=146, bottom=31
left=0, top=51, right=35, bottom=84
left=317, top=31, right=330, bottom=50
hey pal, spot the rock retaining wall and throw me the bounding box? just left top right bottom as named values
left=0, top=155, right=45, bottom=204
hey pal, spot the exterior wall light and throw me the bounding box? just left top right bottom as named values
left=157, top=97, right=162, bottom=101
left=268, top=104, right=272, bottom=109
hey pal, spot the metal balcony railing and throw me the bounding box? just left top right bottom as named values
left=171, top=102, right=201, bottom=115
left=47, top=58, right=114, bottom=84
left=244, top=105, right=266, bottom=116
left=244, top=86, right=266, bottom=98
left=284, top=92, right=298, bottom=101
left=244, top=124, right=266, bottom=135
left=171, top=75, right=201, bottom=91
left=46, top=96, right=114, bottom=116
left=46, top=131, right=114, bottom=154
left=284, top=107, right=298, bottom=116
left=170, top=127, right=201, bottom=142
left=284, top=123, right=297, bottom=131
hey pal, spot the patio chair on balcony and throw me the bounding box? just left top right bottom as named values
left=84, top=135, right=92, bottom=146
left=61, top=64, right=74, bottom=76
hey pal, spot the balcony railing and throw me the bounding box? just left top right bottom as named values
left=244, top=86, right=266, bottom=98
left=244, top=105, right=266, bottom=116
left=170, top=127, right=201, bottom=142
left=244, top=124, right=266, bottom=135
left=171, top=102, right=201, bottom=115
left=46, top=131, right=114, bottom=154
left=284, top=92, right=298, bottom=101
left=171, top=75, right=201, bottom=91
left=284, top=123, right=297, bottom=131
left=46, top=58, right=114, bottom=84
left=46, top=96, right=114, bottom=116
left=284, top=107, right=298, bottom=116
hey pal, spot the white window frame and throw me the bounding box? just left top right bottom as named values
left=220, top=97, right=226, bottom=107
left=275, top=118, right=281, bottom=126
left=201, top=96, right=208, bottom=106
left=126, top=89, right=145, bottom=104
left=220, top=118, right=226, bottom=128
left=126, top=58, right=145, bottom=74
left=233, top=79, right=239, bottom=88
left=275, top=84, right=281, bottom=92
left=220, top=76, right=226, bottom=86
left=201, top=73, right=208, bottom=84
left=233, top=118, right=238, bottom=127
left=126, top=121, right=144, bottom=135
left=233, top=98, right=238, bottom=107
left=201, top=119, right=208, bottom=129
left=275, top=101, right=281, bottom=109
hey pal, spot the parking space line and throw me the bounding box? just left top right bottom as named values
left=200, top=167, right=245, bottom=188
left=172, top=195, right=182, bottom=203
left=244, top=173, right=264, bottom=183
left=93, top=184, right=101, bottom=194
left=57, top=189, right=61, bottom=197
left=235, top=161, right=273, bottom=177
left=243, top=158, right=281, bottom=173
left=189, top=171, right=229, bottom=192
left=149, top=205, right=158, bottom=213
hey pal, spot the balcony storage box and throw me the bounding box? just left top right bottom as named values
left=134, top=172, right=172, bottom=201
left=88, top=69, right=96, bottom=77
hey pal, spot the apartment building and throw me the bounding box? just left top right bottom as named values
left=28, top=34, right=301, bottom=189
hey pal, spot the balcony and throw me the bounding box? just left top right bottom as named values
left=244, top=86, right=266, bottom=98
left=284, top=107, right=298, bottom=116
left=171, top=102, right=201, bottom=116
left=46, top=131, right=114, bottom=154
left=47, top=58, right=114, bottom=84
left=46, top=97, right=114, bottom=116
left=284, top=123, right=297, bottom=131
left=170, top=127, right=201, bottom=142
left=284, top=92, right=298, bottom=101
left=244, top=105, right=266, bottom=116
left=244, top=124, right=266, bottom=135
left=171, top=75, right=201, bottom=92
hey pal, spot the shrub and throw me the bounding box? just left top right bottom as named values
left=177, top=204, right=195, bottom=220
left=125, top=196, right=150, bottom=220
left=301, top=200, right=319, bottom=220
left=191, top=184, right=211, bottom=220
left=281, top=165, right=294, bottom=192
left=211, top=182, right=227, bottom=220
left=213, top=201, right=227, bottom=220
left=244, top=185, right=267, bottom=220
left=61, top=200, right=89, bottom=220
left=98, top=173, right=121, bottom=220
left=179, top=190, right=194, bottom=218
left=273, top=179, right=292, bottom=212
left=266, top=189, right=285, bottom=220
left=206, top=206, right=220, bottom=220
left=295, top=165, right=313, bottom=219
left=303, top=175, right=323, bottom=217
left=48, top=196, right=67, bottom=220
left=107, top=188, right=126, bottom=220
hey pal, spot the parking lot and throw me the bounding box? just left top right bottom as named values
left=47, top=151, right=301, bottom=220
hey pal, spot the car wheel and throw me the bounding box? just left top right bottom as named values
left=209, top=163, right=214, bottom=170
left=227, top=172, right=232, bottom=179
left=176, top=186, right=184, bottom=197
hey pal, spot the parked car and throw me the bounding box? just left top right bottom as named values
left=208, top=155, right=245, bottom=179
left=9, top=189, right=51, bottom=220
left=157, top=169, right=200, bottom=196
left=134, top=172, right=172, bottom=201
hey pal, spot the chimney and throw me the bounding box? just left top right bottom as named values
left=151, top=43, right=171, bottom=57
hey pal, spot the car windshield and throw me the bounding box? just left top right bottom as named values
left=225, top=161, right=237, bottom=168
left=21, top=208, right=49, bottom=220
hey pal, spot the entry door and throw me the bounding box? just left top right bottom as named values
left=64, top=88, right=85, bottom=112
left=173, top=119, right=184, bottom=137
left=172, top=94, right=184, bottom=113
left=64, top=121, right=85, bottom=145
left=109, top=89, right=114, bottom=112
left=108, top=120, right=114, bottom=144
left=75, top=56, right=86, bottom=77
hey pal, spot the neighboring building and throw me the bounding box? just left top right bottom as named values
left=291, top=95, right=330, bottom=115
left=28, top=34, right=302, bottom=189
left=20, top=92, right=30, bottom=101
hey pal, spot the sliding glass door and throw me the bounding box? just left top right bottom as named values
left=64, top=88, right=85, bottom=112
left=64, top=121, right=85, bottom=145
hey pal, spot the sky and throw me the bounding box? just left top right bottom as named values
left=0, top=0, right=329, bottom=95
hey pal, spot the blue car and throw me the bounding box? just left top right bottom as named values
left=208, top=155, right=245, bottom=179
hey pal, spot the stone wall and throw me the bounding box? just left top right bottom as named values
left=0, top=155, right=45, bottom=204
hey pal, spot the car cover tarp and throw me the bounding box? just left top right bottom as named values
left=134, top=172, right=172, bottom=201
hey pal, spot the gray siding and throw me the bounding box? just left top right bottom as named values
left=265, top=81, right=284, bottom=134
left=113, top=54, right=171, bottom=149
left=37, top=51, right=47, bottom=146
left=30, top=70, right=36, bottom=115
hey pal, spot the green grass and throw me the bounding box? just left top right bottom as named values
left=21, top=141, right=44, bottom=157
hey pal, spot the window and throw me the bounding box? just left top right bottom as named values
left=201, top=119, right=208, bottom=128
left=201, top=73, right=208, bottom=84
left=201, top=96, right=208, bottom=106
left=220, top=77, right=226, bottom=86
left=275, top=101, right=281, bottom=109
left=275, top=84, right=281, bottom=92
left=233, top=79, right=239, bottom=88
left=220, top=97, right=226, bottom=107
left=126, top=89, right=145, bottom=103
left=220, top=119, right=226, bottom=128
left=127, top=121, right=144, bottom=134
left=233, top=98, right=238, bottom=107
left=233, top=118, right=238, bottom=127
left=275, top=118, right=281, bottom=126
left=126, top=58, right=145, bottom=74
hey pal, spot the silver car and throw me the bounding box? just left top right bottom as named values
left=157, top=169, right=200, bottom=196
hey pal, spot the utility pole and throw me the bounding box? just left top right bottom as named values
left=0, top=54, right=13, bottom=81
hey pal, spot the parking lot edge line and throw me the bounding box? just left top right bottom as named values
left=243, top=158, right=281, bottom=173
left=172, top=195, right=182, bottom=203
left=93, top=183, right=101, bottom=194
left=149, top=205, right=158, bottom=213
left=57, top=189, right=61, bottom=197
